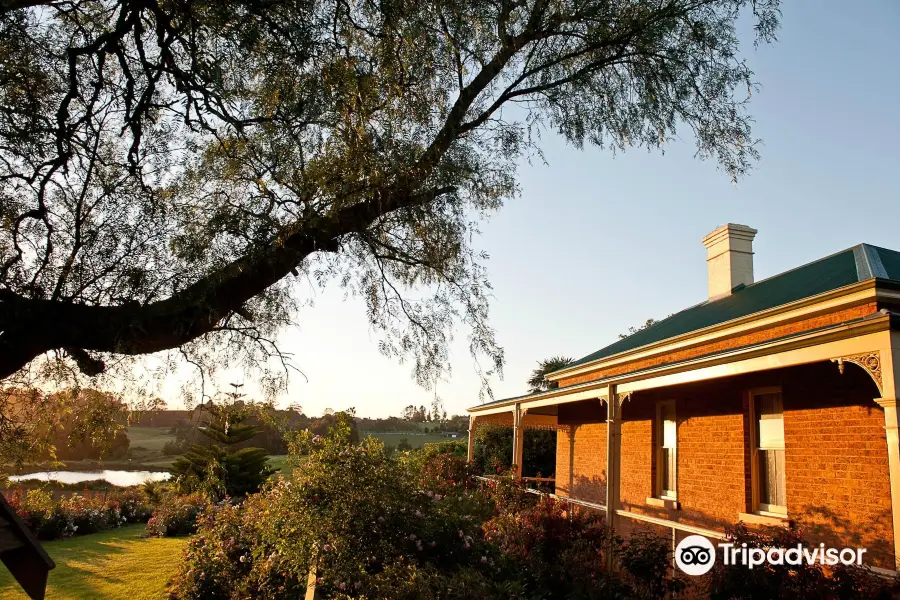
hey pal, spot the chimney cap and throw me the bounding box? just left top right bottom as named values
left=701, top=223, right=758, bottom=249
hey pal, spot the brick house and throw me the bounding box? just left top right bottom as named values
left=466, top=224, right=900, bottom=570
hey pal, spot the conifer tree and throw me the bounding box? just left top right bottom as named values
left=171, top=384, right=271, bottom=499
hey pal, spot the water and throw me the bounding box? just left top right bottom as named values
left=9, top=470, right=171, bottom=487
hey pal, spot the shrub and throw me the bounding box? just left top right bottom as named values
left=483, top=496, right=629, bottom=599
left=707, top=523, right=900, bottom=600
left=472, top=425, right=556, bottom=477
left=422, top=440, right=468, bottom=458
left=146, top=493, right=209, bottom=537
left=168, top=421, right=496, bottom=599
left=616, top=531, right=685, bottom=598
left=419, top=452, right=479, bottom=495
left=170, top=422, right=676, bottom=600
left=6, top=487, right=151, bottom=540
left=8, top=489, right=76, bottom=540
left=162, top=440, right=188, bottom=456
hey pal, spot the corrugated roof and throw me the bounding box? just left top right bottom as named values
left=470, top=243, right=900, bottom=412
left=561, top=243, right=900, bottom=372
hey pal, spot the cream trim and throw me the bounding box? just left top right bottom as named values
left=617, top=325, right=890, bottom=394
left=646, top=497, right=680, bottom=510
left=616, top=509, right=728, bottom=540
left=737, top=512, right=789, bottom=527
left=468, top=316, right=892, bottom=415
left=547, top=280, right=883, bottom=382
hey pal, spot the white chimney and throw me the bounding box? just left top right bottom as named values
left=701, top=223, right=758, bottom=301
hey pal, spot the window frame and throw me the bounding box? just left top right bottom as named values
left=655, top=399, right=678, bottom=501
left=748, top=386, right=787, bottom=517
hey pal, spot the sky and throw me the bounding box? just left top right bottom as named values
left=156, top=0, right=900, bottom=418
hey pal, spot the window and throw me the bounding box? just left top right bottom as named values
left=656, top=400, right=677, bottom=499
left=751, top=389, right=786, bottom=515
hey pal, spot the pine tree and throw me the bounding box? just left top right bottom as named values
left=170, top=384, right=272, bottom=499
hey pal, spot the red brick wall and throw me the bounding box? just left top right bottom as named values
left=557, top=364, right=894, bottom=568
left=556, top=401, right=607, bottom=503
left=782, top=364, right=893, bottom=567
left=675, top=386, right=749, bottom=528
left=619, top=398, right=655, bottom=509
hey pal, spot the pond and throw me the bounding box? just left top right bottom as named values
left=9, top=470, right=171, bottom=487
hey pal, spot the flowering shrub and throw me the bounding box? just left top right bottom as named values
left=145, top=492, right=209, bottom=537
left=483, top=496, right=633, bottom=599
left=707, top=523, right=900, bottom=600
left=7, top=487, right=152, bottom=540
left=418, top=452, right=480, bottom=495
left=169, top=418, right=497, bottom=599
left=616, top=531, right=685, bottom=599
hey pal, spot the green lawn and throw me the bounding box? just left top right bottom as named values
left=0, top=525, right=187, bottom=599
left=362, top=432, right=459, bottom=449
left=267, top=454, right=289, bottom=472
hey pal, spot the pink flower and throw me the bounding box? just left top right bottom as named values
left=323, top=544, right=332, bottom=552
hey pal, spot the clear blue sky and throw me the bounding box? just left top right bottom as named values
left=161, top=0, right=900, bottom=417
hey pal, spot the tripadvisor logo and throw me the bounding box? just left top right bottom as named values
left=674, top=535, right=868, bottom=576
left=675, top=535, right=716, bottom=576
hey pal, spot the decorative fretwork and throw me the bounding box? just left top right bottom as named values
left=832, top=352, right=883, bottom=395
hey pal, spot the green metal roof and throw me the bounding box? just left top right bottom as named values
left=562, top=243, right=900, bottom=372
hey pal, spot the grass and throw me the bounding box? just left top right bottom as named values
left=0, top=525, right=188, bottom=600
left=125, top=427, right=178, bottom=466
left=267, top=454, right=289, bottom=472
left=362, top=432, right=455, bottom=449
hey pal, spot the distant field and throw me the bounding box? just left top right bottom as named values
left=267, top=455, right=289, bottom=472
left=0, top=525, right=187, bottom=599
left=125, top=426, right=177, bottom=465
left=362, top=432, right=465, bottom=449
left=126, top=427, right=288, bottom=473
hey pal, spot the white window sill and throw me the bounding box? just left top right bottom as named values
left=738, top=511, right=789, bottom=527
left=646, top=497, right=680, bottom=510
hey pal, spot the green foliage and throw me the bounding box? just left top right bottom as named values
left=483, top=496, right=628, bottom=599
left=170, top=404, right=272, bottom=499
left=0, top=387, right=128, bottom=467
left=1, top=0, right=780, bottom=395
left=707, top=523, right=900, bottom=600
left=422, top=440, right=468, bottom=458
left=527, top=356, right=574, bottom=393
left=473, top=425, right=556, bottom=477
left=7, top=487, right=151, bottom=541
left=168, top=427, right=686, bottom=599
left=169, top=424, right=496, bottom=599
left=616, top=531, right=685, bottom=598
left=619, top=318, right=662, bottom=339
left=145, top=493, right=210, bottom=538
